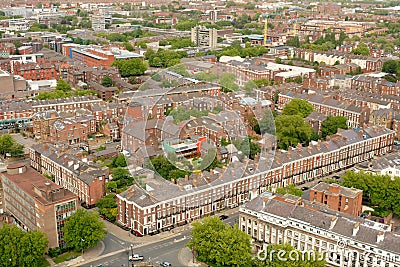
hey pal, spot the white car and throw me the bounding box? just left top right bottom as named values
left=129, top=254, right=144, bottom=261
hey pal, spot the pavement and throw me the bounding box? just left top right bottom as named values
left=52, top=208, right=239, bottom=267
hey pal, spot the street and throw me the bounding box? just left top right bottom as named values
left=80, top=214, right=239, bottom=267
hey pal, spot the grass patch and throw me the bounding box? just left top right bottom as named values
left=37, top=257, right=50, bottom=267
left=53, top=251, right=81, bottom=264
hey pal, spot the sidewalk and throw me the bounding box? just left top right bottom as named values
left=52, top=207, right=240, bottom=267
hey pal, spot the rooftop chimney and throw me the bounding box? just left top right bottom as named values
left=352, top=222, right=360, bottom=236
left=377, top=231, right=385, bottom=243
left=329, top=216, right=338, bottom=230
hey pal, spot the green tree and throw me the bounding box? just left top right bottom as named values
left=63, top=209, right=106, bottom=251
left=111, top=58, right=147, bottom=77
left=351, top=43, right=370, bottom=56
left=275, top=115, right=313, bottom=149
left=239, top=137, right=261, bottom=160
left=112, top=154, right=127, bottom=167
left=254, top=243, right=325, bottom=267
left=342, top=171, right=400, bottom=216
left=276, top=184, right=303, bottom=197
left=188, top=216, right=252, bottom=267
left=259, top=111, right=276, bottom=135
left=19, top=230, right=49, bottom=267
left=0, top=224, right=48, bottom=267
left=282, top=99, right=314, bottom=118
left=321, top=116, right=348, bottom=138
left=219, top=73, right=239, bottom=92
left=0, top=134, right=24, bottom=157
left=123, top=42, right=134, bottom=52
left=286, top=36, right=300, bottom=47
left=56, top=78, right=72, bottom=92
left=96, top=194, right=118, bottom=222
left=101, top=75, right=114, bottom=87
left=382, top=59, right=400, bottom=75
left=111, top=167, right=133, bottom=188
left=146, top=155, right=189, bottom=180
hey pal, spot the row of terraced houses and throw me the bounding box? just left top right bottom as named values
left=116, top=126, right=394, bottom=236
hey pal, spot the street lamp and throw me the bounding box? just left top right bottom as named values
left=130, top=244, right=134, bottom=267
left=81, top=238, right=85, bottom=257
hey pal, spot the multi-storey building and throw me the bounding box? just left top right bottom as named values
left=239, top=192, right=400, bottom=267
left=219, top=59, right=316, bottom=87
left=0, top=101, right=32, bottom=126
left=191, top=26, right=218, bottom=48
left=278, top=92, right=369, bottom=128
left=117, top=126, right=394, bottom=236
left=46, top=116, right=96, bottom=145
left=30, top=143, right=106, bottom=207
left=31, top=96, right=102, bottom=113
left=12, top=62, right=59, bottom=81
left=1, top=163, right=77, bottom=248
left=308, top=182, right=363, bottom=217
left=91, top=15, right=106, bottom=31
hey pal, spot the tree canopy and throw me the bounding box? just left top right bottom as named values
left=169, top=106, right=209, bottom=123
left=275, top=115, right=313, bottom=150
left=321, top=116, right=348, bottom=138
left=382, top=60, right=400, bottom=77
left=282, top=99, right=314, bottom=118
left=101, top=75, right=114, bottom=87
left=350, top=43, right=370, bottom=56
left=188, top=216, right=252, bottom=267
left=0, top=134, right=24, bottom=157
left=96, top=194, right=118, bottom=222
left=111, top=58, right=147, bottom=77
left=146, top=155, right=189, bottom=181
left=0, top=224, right=48, bottom=267
left=275, top=184, right=303, bottom=197
left=56, top=78, right=72, bottom=92
left=342, top=171, right=400, bottom=216
left=219, top=73, right=239, bottom=92
left=63, top=209, right=106, bottom=251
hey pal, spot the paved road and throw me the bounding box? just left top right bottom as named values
left=80, top=214, right=239, bottom=267
left=80, top=233, right=188, bottom=267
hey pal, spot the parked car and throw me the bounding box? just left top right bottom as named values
left=160, top=262, right=172, bottom=267
left=301, top=187, right=309, bottom=191
left=129, top=254, right=144, bottom=261
left=219, top=214, right=229, bottom=220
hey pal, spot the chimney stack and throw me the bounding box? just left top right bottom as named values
left=377, top=231, right=385, bottom=243
left=352, top=222, right=360, bottom=236
left=329, top=216, right=338, bottom=229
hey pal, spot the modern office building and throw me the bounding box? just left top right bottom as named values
left=1, top=163, right=77, bottom=248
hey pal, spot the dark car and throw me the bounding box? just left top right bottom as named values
left=332, top=175, right=341, bottom=180
left=219, top=214, right=229, bottom=220
left=301, top=187, right=309, bottom=191
left=160, top=262, right=172, bottom=267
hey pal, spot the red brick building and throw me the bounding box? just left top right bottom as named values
left=1, top=163, right=78, bottom=248
left=30, top=144, right=106, bottom=207
left=46, top=116, right=96, bottom=145
left=12, top=62, right=59, bottom=81
left=309, top=182, right=363, bottom=216
left=117, top=126, right=394, bottom=236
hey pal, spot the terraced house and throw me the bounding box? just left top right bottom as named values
left=29, top=143, right=106, bottom=207
left=117, top=126, right=394, bottom=236
left=240, top=193, right=400, bottom=267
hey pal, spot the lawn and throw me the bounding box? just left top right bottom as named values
left=53, top=251, right=81, bottom=264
